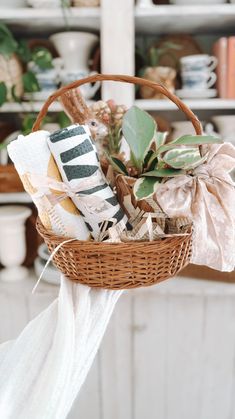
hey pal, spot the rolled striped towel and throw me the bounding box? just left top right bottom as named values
left=47, top=124, right=130, bottom=240
left=8, top=130, right=90, bottom=239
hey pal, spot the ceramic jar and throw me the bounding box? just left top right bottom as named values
left=0, top=206, right=32, bottom=281
left=140, top=66, right=176, bottom=99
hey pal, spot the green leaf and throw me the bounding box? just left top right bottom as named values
left=143, top=168, right=185, bottom=177
left=0, top=23, right=18, bottom=57
left=0, top=82, right=7, bottom=106
left=143, top=149, right=154, bottom=169
left=31, top=47, right=53, bottom=70
left=147, top=156, right=158, bottom=171
left=154, top=131, right=167, bottom=149
left=107, top=156, right=128, bottom=176
left=22, top=71, right=40, bottom=93
left=133, top=176, right=161, bottom=201
left=122, top=106, right=155, bottom=169
left=57, top=111, right=71, bottom=128
left=17, top=39, right=32, bottom=63
left=22, top=114, right=36, bottom=135
left=163, top=147, right=208, bottom=170
left=172, top=135, right=222, bottom=145
left=157, top=135, right=222, bottom=154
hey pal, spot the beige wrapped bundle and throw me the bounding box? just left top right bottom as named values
left=8, top=130, right=89, bottom=239
left=156, top=142, right=235, bottom=272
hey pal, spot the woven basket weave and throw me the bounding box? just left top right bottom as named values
left=33, top=74, right=201, bottom=289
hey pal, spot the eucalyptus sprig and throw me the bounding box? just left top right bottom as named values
left=108, top=106, right=222, bottom=201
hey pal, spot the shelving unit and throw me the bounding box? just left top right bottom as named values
left=0, top=7, right=100, bottom=32
left=135, top=4, right=235, bottom=34
left=135, top=98, right=235, bottom=111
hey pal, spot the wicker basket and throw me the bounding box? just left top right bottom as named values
left=0, top=164, right=24, bottom=193
left=33, top=74, right=202, bottom=289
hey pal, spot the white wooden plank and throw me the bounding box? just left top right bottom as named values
left=68, top=356, right=101, bottom=419
left=0, top=290, right=28, bottom=342
left=101, top=0, right=135, bottom=106
left=99, top=292, right=132, bottom=419
left=133, top=293, right=169, bottom=419
left=166, top=294, right=205, bottom=419
left=198, top=296, right=235, bottom=419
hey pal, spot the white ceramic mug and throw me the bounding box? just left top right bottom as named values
left=180, top=54, right=218, bottom=72
left=182, top=71, right=217, bottom=90
left=60, top=70, right=100, bottom=99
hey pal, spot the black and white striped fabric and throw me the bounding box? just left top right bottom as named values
left=48, top=124, right=130, bottom=240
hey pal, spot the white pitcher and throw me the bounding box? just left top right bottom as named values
left=50, top=31, right=99, bottom=73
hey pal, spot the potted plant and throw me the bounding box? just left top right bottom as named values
left=138, top=41, right=180, bottom=99
left=0, top=23, right=54, bottom=106
left=107, top=106, right=222, bottom=215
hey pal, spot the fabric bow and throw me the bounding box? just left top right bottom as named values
left=156, top=142, right=235, bottom=271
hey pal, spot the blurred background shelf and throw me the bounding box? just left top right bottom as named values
left=135, top=5, right=235, bottom=34
left=0, top=7, right=100, bottom=33
left=135, top=99, right=235, bottom=111
left=0, top=101, right=94, bottom=113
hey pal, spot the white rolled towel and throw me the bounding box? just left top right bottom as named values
left=8, top=130, right=89, bottom=239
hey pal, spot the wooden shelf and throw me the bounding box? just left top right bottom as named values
left=135, top=98, right=235, bottom=111
left=0, top=7, right=100, bottom=32
left=0, top=100, right=93, bottom=113
left=0, top=192, right=32, bottom=203
left=135, top=4, right=235, bottom=34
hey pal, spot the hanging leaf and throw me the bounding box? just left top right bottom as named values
left=17, top=39, right=32, bottom=64
left=22, top=71, right=40, bottom=93
left=122, top=106, right=155, bottom=170
left=157, top=134, right=222, bottom=154
left=154, top=131, right=167, bottom=149
left=0, top=23, right=17, bottom=58
left=107, top=155, right=128, bottom=176
left=133, top=176, right=161, bottom=201
left=143, top=168, right=185, bottom=177
left=0, top=82, right=7, bottom=106
left=163, top=147, right=208, bottom=170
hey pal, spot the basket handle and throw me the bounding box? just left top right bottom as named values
left=32, top=73, right=202, bottom=135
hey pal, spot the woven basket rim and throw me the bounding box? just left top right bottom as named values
left=36, top=218, right=193, bottom=250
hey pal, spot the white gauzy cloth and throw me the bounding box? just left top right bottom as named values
left=5, top=130, right=122, bottom=418
left=0, top=277, right=122, bottom=419
left=8, top=131, right=89, bottom=239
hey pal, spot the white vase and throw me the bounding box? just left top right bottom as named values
left=211, top=115, right=235, bottom=143
left=50, top=32, right=99, bottom=73
left=0, top=206, right=32, bottom=282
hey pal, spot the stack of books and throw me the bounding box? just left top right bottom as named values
left=213, top=37, right=235, bottom=99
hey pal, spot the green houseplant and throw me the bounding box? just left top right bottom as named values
left=0, top=23, right=53, bottom=106
left=108, top=106, right=222, bottom=202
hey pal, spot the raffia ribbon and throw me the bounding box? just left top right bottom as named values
left=27, top=172, right=115, bottom=223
